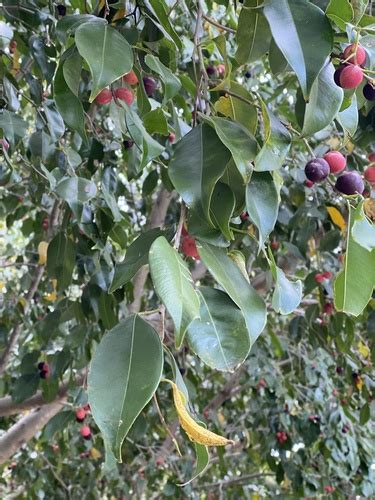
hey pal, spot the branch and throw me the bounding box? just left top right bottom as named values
left=0, top=401, right=64, bottom=464
left=0, top=200, right=61, bottom=375
left=202, top=13, right=236, bottom=34
left=128, top=187, right=174, bottom=313
left=198, top=472, right=275, bottom=489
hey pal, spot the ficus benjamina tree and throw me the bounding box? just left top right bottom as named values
left=0, top=0, right=374, bottom=497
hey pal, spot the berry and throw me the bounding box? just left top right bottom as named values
left=56, top=4, right=66, bottom=16
left=123, top=140, right=134, bottom=149
left=368, top=152, right=375, bottom=163
left=257, top=379, right=267, bottom=388
left=217, top=64, right=225, bottom=76
left=335, top=171, right=364, bottom=195
left=308, top=415, right=320, bottom=423
left=37, top=361, right=46, bottom=371
left=339, top=65, right=363, bottom=89
left=95, top=89, right=112, bottom=105
left=304, top=179, right=314, bottom=188
left=342, top=425, right=349, bottom=434
left=364, top=166, right=375, bottom=183
left=305, top=158, right=330, bottom=183
left=336, top=366, right=344, bottom=375
left=363, top=83, right=375, bottom=101
left=206, top=65, right=216, bottom=75
left=343, top=43, right=366, bottom=66
left=270, top=239, right=279, bottom=250
left=40, top=368, right=50, bottom=379
left=42, top=218, right=49, bottom=230
left=122, top=70, right=138, bottom=85
left=322, top=271, right=332, bottom=280
left=143, top=77, right=157, bottom=97
left=0, top=138, right=9, bottom=151
left=181, top=235, right=199, bottom=260
left=9, top=40, right=17, bottom=54
left=80, top=425, right=91, bottom=439
left=114, top=87, right=134, bottom=105
left=276, top=431, right=288, bottom=443
left=245, top=71, right=252, bottom=78
left=315, top=273, right=325, bottom=283
left=333, top=65, right=346, bottom=87
left=324, top=485, right=335, bottom=493
left=324, top=302, right=334, bottom=315
left=323, top=151, right=346, bottom=174
left=155, top=457, right=164, bottom=467
left=76, top=408, right=86, bottom=422
left=168, top=132, right=176, bottom=143
left=83, top=404, right=91, bottom=412
left=240, top=211, right=249, bottom=221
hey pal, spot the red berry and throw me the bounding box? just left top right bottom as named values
left=364, top=166, right=375, bottom=183
left=95, top=89, right=112, bottom=105
left=322, top=271, right=332, bottom=280
left=203, top=409, right=209, bottom=418
left=155, top=457, right=164, bottom=467
left=40, top=368, right=50, bottom=379
left=343, top=43, right=366, bottom=65
left=257, top=379, right=267, bottom=388
left=324, top=485, right=335, bottom=493
left=314, top=273, right=325, bottom=283
left=76, top=408, right=86, bottom=422
left=0, top=138, right=9, bottom=151
left=83, top=404, right=91, bottom=412
left=240, top=211, right=249, bottom=221
left=114, top=87, right=134, bottom=105
left=323, top=151, right=346, bottom=174
left=80, top=426, right=91, bottom=439
left=217, top=64, right=225, bottom=76
left=122, top=70, right=138, bottom=85
left=9, top=40, right=17, bottom=54
left=168, top=132, right=176, bottom=143
left=305, top=158, right=330, bottom=183
left=324, top=302, right=334, bottom=315
left=335, top=171, right=364, bottom=195
left=42, top=218, right=49, bottom=230
left=368, top=152, right=375, bottom=163
left=181, top=235, right=200, bottom=260
left=339, top=65, right=363, bottom=89
left=270, top=240, right=279, bottom=250
left=304, top=180, right=314, bottom=188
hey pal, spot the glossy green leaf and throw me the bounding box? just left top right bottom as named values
left=269, top=38, right=289, bottom=75
left=147, top=0, right=182, bottom=49
left=246, top=172, right=279, bottom=250
left=351, top=0, right=369, bottom=23
left=179, top=444, right=210, bottom=487
left=214, top=83, right=258, bottom=134
left=204, top=116, right=257, bottom=183
left=145, top=54, right=181, bottom=104
left=47, top=232, right=76, bottom=291
left=62, top=49, right=82, bottom=96
left=302, top=61, right=343, bottom=136
left=351, top=202, right=375, bottom=251
left=334, top=203, right=375, bottom=316
left=210, top=183, right=235, bottom=241
left=221, top=159, right=246, bottom=214
left=197, top=242, right=267, bottom=345
left=109, top=228, right=170, bottom=293
left=336, top=94, right=358, bottom=137
left=187, top=287, right=251, bottom=371
left=326, top=0, right=353, bottom=29
left=75, top=22, right=133, bottom=102
left=56, top=15, right=106, bottom=44
left=271, top=267, right=303, bottom=315
left=54, top=64, right=86, bottom=140
left=264, top=0, right=334, bottom=99
left=254, top=101, right=291, bottom=171
left=0, top=110, right=28, bottom=147
left=235, top=0, right=272, bottom=64
left=149, top=236, right=200, bottom=348
left=56, top=177, right=97, bottom=205
left=188, top=209, right=230, bottom=247
left=88, top=315, right=163, bottom=462
left=143, top=108, right=168, bottom=136
left=169, top=124, right=231, bottom=226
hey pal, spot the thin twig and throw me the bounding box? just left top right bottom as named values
left=202, top=13, right=236, bottom=34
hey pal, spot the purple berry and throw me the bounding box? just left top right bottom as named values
left=334, top=65, right=346, bottom=87
left=142, top=77, right=157, bottom=97
left=57, top=4, right=66, bottom=15
left=363, top=83, right=375, bottom=101
left=123, top=140, right=134, bottom=149
left=304, top=158, right=330, bottom=183
left=206, top=65, right=216, bottom=76
left=335, top=171, right=364, bottom=195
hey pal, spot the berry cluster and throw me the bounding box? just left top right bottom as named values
left=37, top=361, right=50, bottom=379
left=314, top=271, right=332, bottom=284
left=334, top=43, right=375, bottom=100
left=75, top=405, right=92, bottom=439
left=305, top=151, right=365, bottom=195
left=275, top=431, right=288, bottom=444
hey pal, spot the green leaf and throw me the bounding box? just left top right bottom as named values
left=75, top=22, right=133, bottom=102
left=269, top=38, right=288, bottom=75
left=254, top=100, right=291, bottom=171
left=334, top=203, right=375, bottom=316
left=197, top=242, right=267, bottom=345
left=263, top=0, right=334, bottom=99
left=360, top=403, right=370, bottom=425
left=351, top=0, right=369, bottom=23
left=56, top=177, right=97, bottom=204
left=54, top=64, right=86, bottom=140
left=179, top=444, right=210, bottom=487
left=169, top=124, right=231, bottom=227
left=221, top=159, right=246, bottom=214
left=210, top=183, right=235, bottom=241
left=56, top=15, right=106, bottom=44
left=143, top=108, right=168, bottom=136
left=214, top=84, right=258, bottom=134
left=88, top=315, right=163, bottom=462
left=0, top=110, right=28, bottom=147
left=204, top=116, right=257, bottom=182
left=326, top=0, right=353, bottom=30
left=144, top=54, right=181, bottom=104
left=147, top=0, right=182, bottom=49
left=336, top=94, right=358, bottom=137
left=351, top=202, right=375, bottom=251
left=246, top=172, right=279, bottom=250
left=188, top=209, right=230, bottom=247
left=62, top=49, right=82, bottom=96
left=109, top=228, right=170, bottom=293
left=47, top=232, right=76, bottom=291
left=235, top=0, right=272, bottom=65
left=302, top=61, right=343, bottom=136
left=187, top=287, right=251, bottom=371
left=271, top=266, right=303, bottom=315
left=149, top=237, right=200, bottom=348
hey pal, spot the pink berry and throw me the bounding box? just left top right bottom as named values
left=114, top=88, right=134, bottom=105
left=364, top=166, right=375, bottom=183
left=339, top=65, right=363, bottom=89
left=95, top=89, right=112, bottom=105
left=75, top=408, right=86, bottom=422
left=323, top=151, right=346, bottom=174
left=315, top=273, right=325, bottom=284
left=368, top=152, right=375, bottom=163
left=80, top=426, right=91, bottom=439
left=168, top=132, right=176, bottom=143
left=324, top=302, right=334, bottom=315
left=217, top=64, right=225, bottom=76
left=322, top=271, right=332, bottom=280
left=343, top=43, right=366, bottom=66
left=122, top=70, right=138, bottom=85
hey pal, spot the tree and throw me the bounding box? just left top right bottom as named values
left=0, top=0, right=374, bottom=496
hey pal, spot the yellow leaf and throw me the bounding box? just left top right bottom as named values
left=90, top=447, right=102, bottom=460
left=358, top=341, right=370, bottom=359
left=38, top=241, right=49, bottom=265
left=327, top=206, right=346, bottom=232
left=355, top=376, right=364, bottom=391
left=167, top=381, right=234, bottom=447
left=111, top=8, right=125, bottom=23
left=44, top=291, right=57, bottom=302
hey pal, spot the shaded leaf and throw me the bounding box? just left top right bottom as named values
left=210, top=183, right=235, bottom=241
left=145, top=54, right=181, bottom=104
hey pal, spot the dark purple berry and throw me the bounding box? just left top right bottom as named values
left=206, top=65, right=216, bottom=76
left=56, top=4, right=66, bottom=15
left=142, top=77, right=157, bottom=97
left=336, top=366, right=344, bottom=375
left=335, top=171, right=364, bottom=195
left=123, top=140, right=134, bottom=149
left=245, top=71, right=252, bottom=78
left=334, top=65, right=346, bottom=87
left=363, top=83, right=375, bottom=101
left=39, top=369, right=49, bottom=379
left=37, top=361, right=46, bottom=371
left=304, top=158, right=330, bottom=183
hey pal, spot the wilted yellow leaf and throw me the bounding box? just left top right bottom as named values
left=90, top=447, right=102, bottom=460
left=38, top=241, right=49, bottom=265
left=358, top=341, right=370, bottom=359
left=327, top=206, right=346, bottom=232
left=167, top=381, right=234, bottom=447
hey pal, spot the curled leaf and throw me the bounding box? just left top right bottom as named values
left=167, top=380, right=234, bottom=447
left=327, top=206, right=346, bottom=232
left=38, top=241, right=49, bottom=265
